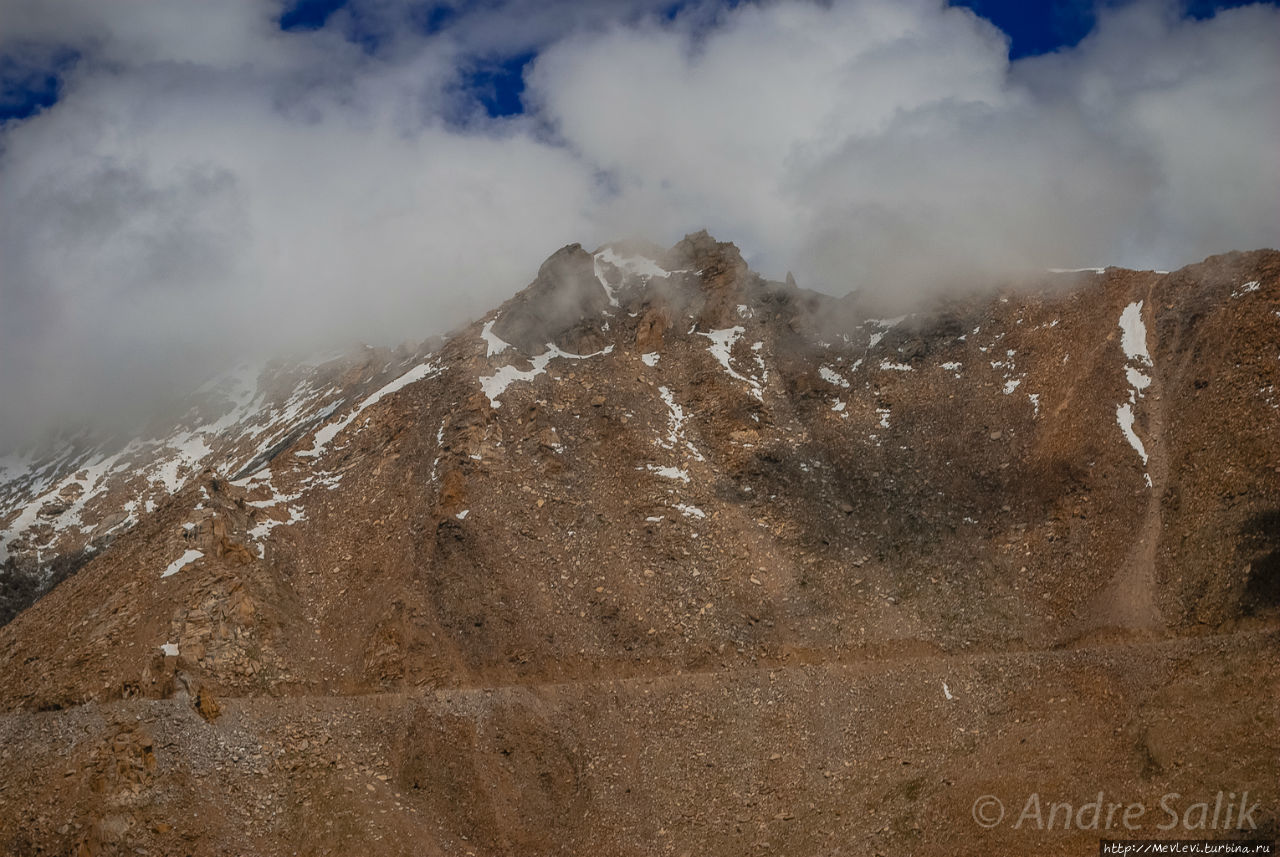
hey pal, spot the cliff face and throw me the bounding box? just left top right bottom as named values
left=0, top=236, right=1277, bottom=855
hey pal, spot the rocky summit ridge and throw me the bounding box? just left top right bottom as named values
left=0, top=233, right=1277, bottom=856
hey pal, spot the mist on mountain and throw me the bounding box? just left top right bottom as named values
left=0, top=0, right=1277, bottom=449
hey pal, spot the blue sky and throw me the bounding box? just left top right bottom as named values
left=2, top=0, right=1274, bottom=122
left=953, top=0, right=1273, bottom=57
left=279, top=0, right=1278, bottom=116
left=282, top=0, right=1280, bottom=114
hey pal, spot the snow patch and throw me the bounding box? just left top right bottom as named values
left=162, top=548, right=204, bottom=579
left=1116, top=404, right=1148, bottom=465
left=480, top=320, right=511, bottom=357
left=819, top=366, right=850, bottom=388
left=595, top=246, right=672, bottom=280
left=151, top=433, right=212, bottom=493
left=657, top=386, right=701, bottom=458
left=230, top=468, right=272, bottom=489
left=703, top=326, right=744, bottom=374
left=248, top=506, right=305, bottom=545
left=0, top=445, right=136, bottom=560
left=700, top=327, right=763, bottom=400
left=641, top=352, right=660, bottom=367
left=865, top=315, right=907, bottom=348
left=1116, top=302, right=1155, bottom=484
left=299, top=361, right=441, bottom=457
left=480, top=344, right=612, bottom=408
left=235, top=468, right=307, bottom=546
left=867, top=315, right=907, bottom=329
left=1118, top=302, right=1152, bottom=364
left=648, top=465, right=690, bottom=483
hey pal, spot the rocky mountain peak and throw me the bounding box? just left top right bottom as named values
left=0, top=238, right=1277, bottom=856
left=668, top=229, right=753, bottom=327
left=490, top=242, right=608, bottom=354
left=667, top=228, right=746, bottom=276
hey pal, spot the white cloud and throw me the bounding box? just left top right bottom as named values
left=529, top=0, right=1280, bottom=289
left=0, top=0, right=1276, bottom=447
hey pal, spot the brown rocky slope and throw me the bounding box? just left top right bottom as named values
left=0, top=233, right=1277, bottom=855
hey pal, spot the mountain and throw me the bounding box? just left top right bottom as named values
left=0, top=232, right=1277, bottom=855
left=0, top=340, right=444, bottom=627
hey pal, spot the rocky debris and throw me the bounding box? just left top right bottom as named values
left=0, top=630, right=1274, bottom=857
left=394, top=700, right=584, bottom=851
left=0, top=235, right=1277, bottom=855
